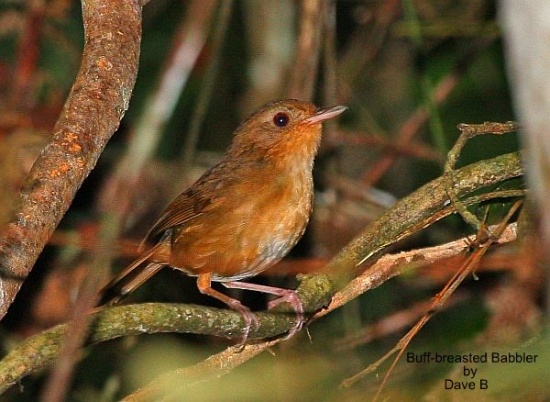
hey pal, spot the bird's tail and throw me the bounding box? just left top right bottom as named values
left=98, top=243, right=165, bottom=306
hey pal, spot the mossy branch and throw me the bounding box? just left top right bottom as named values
left=325, top=151, right=524, bottom=286
left=0, top=274, right=332, bottom=394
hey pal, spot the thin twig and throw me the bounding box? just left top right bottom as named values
left=444, top=121, right=519, bottom=232
left=287, top=0, right=324, bottom=99
left=40, top=216, right=121, bottom=402
left=334, top=292, right=469, bottom=351
left=180, top=0, right=234, bottom=173
left=365, top=201, right=523, bottom=402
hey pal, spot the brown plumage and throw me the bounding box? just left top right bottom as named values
left=99, top=99, right=347, bottom=342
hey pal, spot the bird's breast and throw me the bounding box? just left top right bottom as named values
left=168, top=170, right=313, bottom=282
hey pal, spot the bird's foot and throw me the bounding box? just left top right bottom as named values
left=267, top=289, right=305, bottom=339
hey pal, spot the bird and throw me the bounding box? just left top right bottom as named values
left=99, top=99, right=347, bottom=343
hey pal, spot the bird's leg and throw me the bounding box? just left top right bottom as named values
left=222, top=281, right=305, bottom=339
left=197, top=273, right=259, bottom=346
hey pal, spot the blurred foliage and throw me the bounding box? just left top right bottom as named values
left=0, top=0, right=540, bottom=401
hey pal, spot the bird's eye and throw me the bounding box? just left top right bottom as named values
left=273, top=112, right=290, bottom=127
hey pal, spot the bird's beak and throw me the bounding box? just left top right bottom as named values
left=304, top=105, right=348, bottom=125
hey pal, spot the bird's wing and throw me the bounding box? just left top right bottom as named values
left=140, top=188, right=209, bottom=247
left=140, top=165, right=232, bottom=248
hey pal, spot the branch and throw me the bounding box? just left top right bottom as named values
left=0, top=274, right=333, bottom=394
left=324, top=152, right=524, bottom=286
left=122, top=339, right=282, bottom=402
left=318, top=222, right=518, bottom=319
left=0, top=0, right=142, bottom=319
